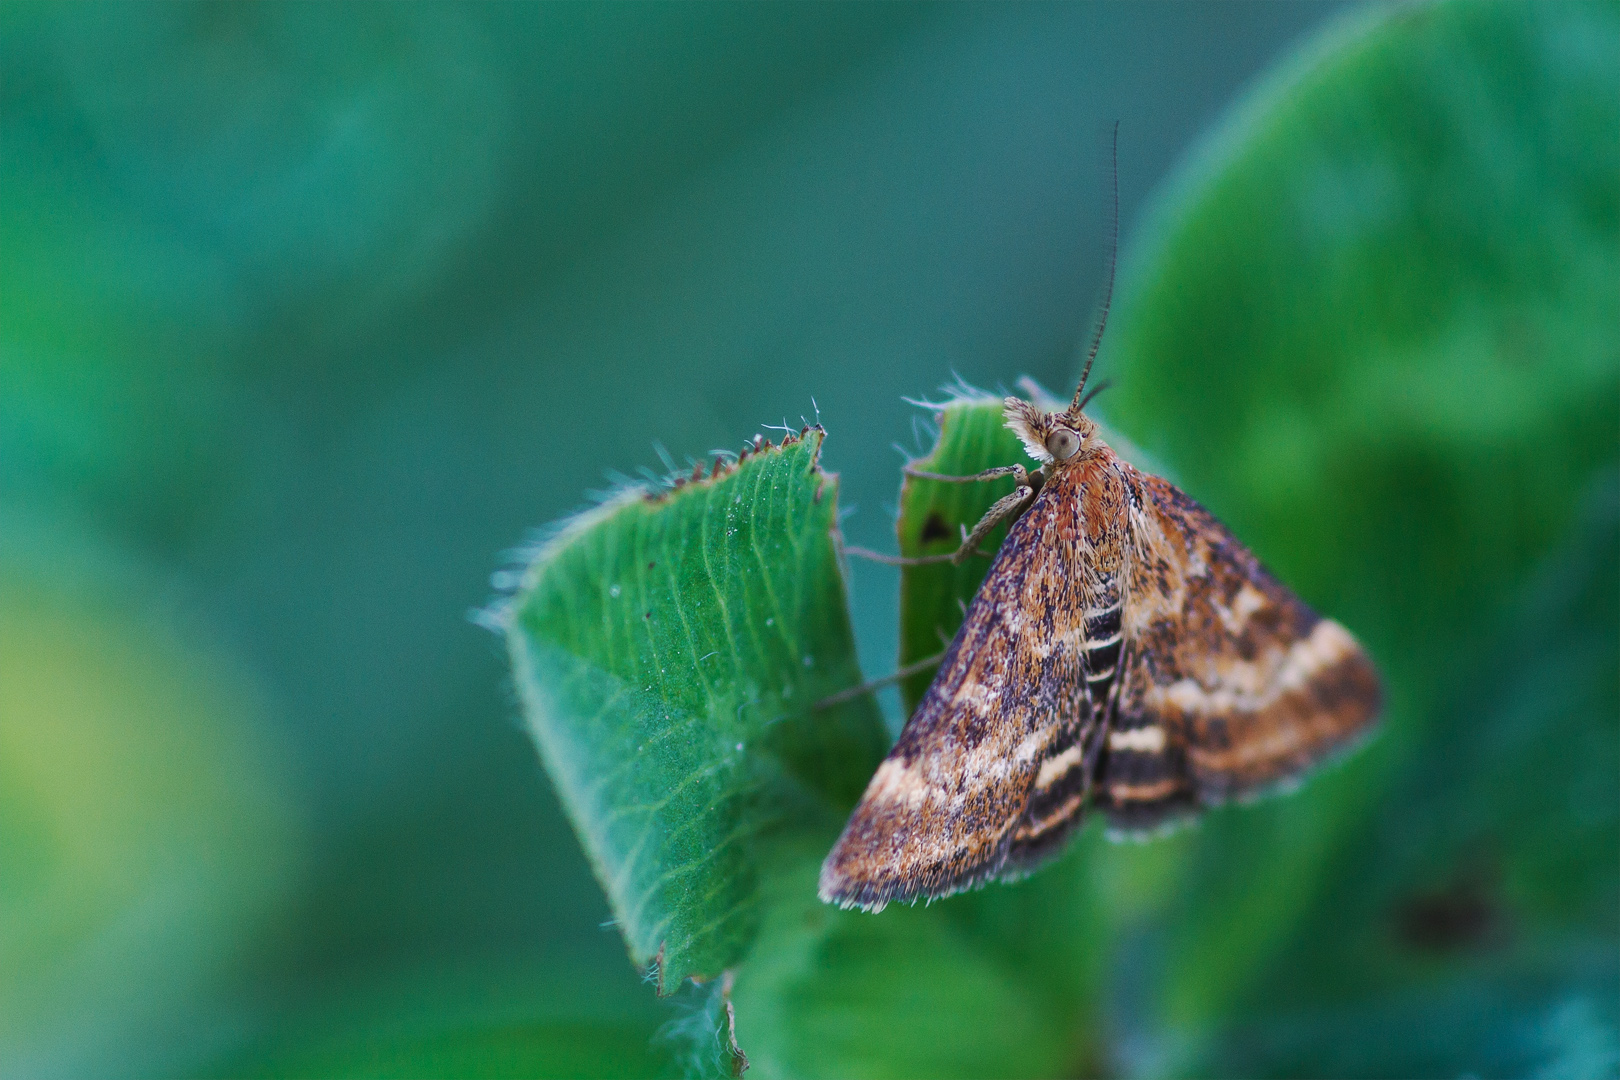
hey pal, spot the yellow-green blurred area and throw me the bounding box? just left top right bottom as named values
left=1, top=2, right=1616, bottom=1078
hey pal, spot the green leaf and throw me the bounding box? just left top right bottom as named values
left=1202, top=473, right=1620, bottom=1079
left=884, top=4, right=1620, bottom=1073
left=893, top=390, right=1027, bottom=712
left=240, top=1018, right=668, bottom=1080
left=0, top=512, right=300, bottom=1078
left=1109, top=0, right=1620, bottom=666
left=496, top=4, right=1619, bottom=1076
left=1090, top=0, right=1620, bottom=1068
left=502, top=429, right=887, bottom=989
left=206, top=951, right=672, bottom=1080
left=731, top=839, right=1079, bottom=1080
left=505, top=419, right=1119, bottom=1076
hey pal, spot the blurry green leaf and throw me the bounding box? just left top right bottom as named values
left=731, top=839, right=1079, bottom=1080
left=502, top=430, right=887, bottom=989
left=243, top=1019, right=666, bottom=1080
left=211, top=955, right=669, bottom=1080
left=231, top=976, right=668, bottom=1080
left=0, top=166, right=238, bottom=544
left=0, top=514, right=300, bottom=1078
left=1200, top=472, right=1620, bottom=1079
left=1091, top=0, right=1620, bottom=1069
left=1110, top=0, right=1620, bottom=663
left=1196, top=983, right=1620, bottom=1080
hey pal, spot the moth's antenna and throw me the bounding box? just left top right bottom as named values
left=1071, top=120, right=1119, bottom=414
left=1074, top=378, right=1113, bottom=415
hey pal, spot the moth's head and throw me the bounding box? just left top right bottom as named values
left=1004, top=397, right=1100, bottom=468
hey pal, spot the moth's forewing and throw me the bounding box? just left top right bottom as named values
left=818, top=467, right=1103, bottom=911
left=1002, top=461, right=1133, bottom=870
left=1096, top=467, right=1382, bottom=832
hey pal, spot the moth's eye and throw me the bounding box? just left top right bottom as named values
left=1045, top=428, right=1082, bottom=461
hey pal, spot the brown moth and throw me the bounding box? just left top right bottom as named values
left=821, top=265, right=1382, bottom=914
left=820, top=378, right=1383, bottom=910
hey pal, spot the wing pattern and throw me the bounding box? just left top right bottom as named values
left=821, top=422, right=1382, bottom=909
left=819, top=464, right=1117, bottom=910
left=1095, top=467, right=1382, bottom=833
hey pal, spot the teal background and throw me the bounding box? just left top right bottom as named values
left=3, top=3, right=1615, bottom=1077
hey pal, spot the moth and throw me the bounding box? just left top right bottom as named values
left=821, top=348, right=1382, bottom=915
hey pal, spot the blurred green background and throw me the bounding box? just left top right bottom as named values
left=2, top=2, right=1615, bottom=1078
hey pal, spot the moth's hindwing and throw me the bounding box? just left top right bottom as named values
left=1096, top=467, right=1382, bottom=833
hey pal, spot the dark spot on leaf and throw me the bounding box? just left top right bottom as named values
left=1394, top=867, right=1504, bottom=952
left=921, top=512, right=952, bottom=543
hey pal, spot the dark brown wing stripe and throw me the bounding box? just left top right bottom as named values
left=1085, top=604, right=1121, bottom=640
left=1007, top=714, right=1107, bottom=869
left=1085, top=637, right=1122, bottom=680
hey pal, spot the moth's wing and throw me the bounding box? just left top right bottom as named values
left=1097, top=468, right=1382, bottom=833
left=1001, top=704, right=1110, bottom=873
left=1000, top=465, right=1133, bottom=873
left=819, top=479, right=1092, bottom=911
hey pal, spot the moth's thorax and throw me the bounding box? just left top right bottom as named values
left=1040, top=450, right=1127, bottom=583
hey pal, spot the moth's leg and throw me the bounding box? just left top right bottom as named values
left=951, top=485, right=1035, bottom=565
left=814, top=649, right=946, bottom=709
left=843, top=465, right=1041, bottom=565
left=843, top=546, right=983, bottom=566
left=904, top=463, right=1028, bottom=485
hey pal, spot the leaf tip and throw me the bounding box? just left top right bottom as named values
left=638, top=426, right=827, bottom=505
left=483, top=486, right=649, bottom=629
